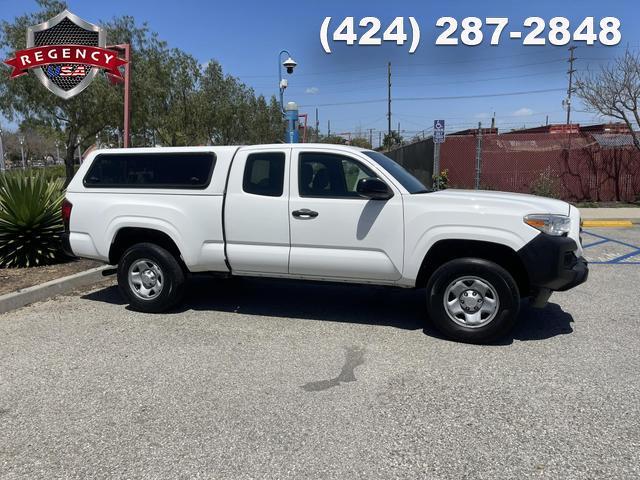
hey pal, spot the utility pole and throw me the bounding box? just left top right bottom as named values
left=566, top=45, right=577, bottom=125
left=369, top=128, right=373, bottom=147
left=378, top=131, right=382, bottom=149
left=315, top=108, right=319, bottom=142
left=387, top=62, right=392, bottom=138
left=327, top=120, right=331, bottom=137
left=475, top=122, right=482, bottom=190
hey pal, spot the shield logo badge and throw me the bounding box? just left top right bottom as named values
left=27, top=10, right=106, bottom=99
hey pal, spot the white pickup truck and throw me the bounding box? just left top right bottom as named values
left=62, top=144, right=587, bottom=343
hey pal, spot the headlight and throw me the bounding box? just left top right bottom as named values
left=524, top=214, right=571, bottom=236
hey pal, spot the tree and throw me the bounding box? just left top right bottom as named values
left=198, top=62, right=283, bottom=145
left=0, top=123, right=58, bottom=168
left=349, top=137, right=372, bottom=149
left=383, top=131, right=403, bottom=150
left=576, top=49, right=640, bottom=152
left=303, top=126, right=319, bottom=143
left=151, top=49, right=203, bottom=146
left=319, top=134, right=347, bottom=145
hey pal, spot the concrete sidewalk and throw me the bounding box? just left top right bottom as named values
left=579, top=208, right=640, bottom=227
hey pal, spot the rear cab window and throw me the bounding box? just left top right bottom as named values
left=83, top=152, right=216, bottom=189
left=242, top=152, right=286, bottom=197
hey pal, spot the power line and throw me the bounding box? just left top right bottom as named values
left=244, top=58, right=573, bottom=88
left=233, top=47, right=601, bottom=79
left=248, top=54, right=617, bottom=99
left=394, top=109, right=563, bottom=121
left=390, top=58, right=567, bottom=79
left=292, top=70, right=565, bottom=97
left=300, top=88, right=566, bottom=108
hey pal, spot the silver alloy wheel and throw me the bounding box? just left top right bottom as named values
left=128, top=258, right=164, bottom=300
left=443, top=276, right=500, bottom=328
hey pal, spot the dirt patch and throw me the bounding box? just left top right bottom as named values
left=0, top=259, right=103, bottom=296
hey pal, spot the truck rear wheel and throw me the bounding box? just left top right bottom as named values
left=117, top=243, right=185, bottom=313
left=426, top=258, right=520, bottom=344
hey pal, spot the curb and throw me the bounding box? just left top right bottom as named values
left=581, top=220, right=635, bottom=228
left=0, top=265, right=114, bottom=315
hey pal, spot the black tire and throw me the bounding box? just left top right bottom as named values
left=425, top=258, right=520, bottom=344
left=117, top=243, right=186, bottom=313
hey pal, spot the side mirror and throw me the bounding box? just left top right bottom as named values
left=356, top=177, right=393, bottom=200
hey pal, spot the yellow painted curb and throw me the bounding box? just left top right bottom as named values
left=581, top=220, right=634, bottom=228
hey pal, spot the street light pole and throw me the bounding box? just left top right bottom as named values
left=285, top=102, right=299, bottom=143
left=278, top=49, right=291, bottom=113
left=19, top=135, right=25, bottom=169
left=278, top=49, right=298, bottom=143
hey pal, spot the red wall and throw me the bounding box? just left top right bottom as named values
left=439, top=133, right=640, bottom=202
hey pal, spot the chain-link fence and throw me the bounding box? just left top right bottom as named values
left=389, top=127, right=640, bottom=202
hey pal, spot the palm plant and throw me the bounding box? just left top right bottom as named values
left=0, top=171, right=65, bottom=268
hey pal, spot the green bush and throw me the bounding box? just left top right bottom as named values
left=531, top=167, right=561, bottom=199
left=432, top=169, right=449, bottom=190
left=38, top=164, right=68, bottom=182
left=0, top=171, right=66, bottom=268
left=19, top=164, right=68, bottom=182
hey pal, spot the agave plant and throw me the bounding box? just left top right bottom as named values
left=0, top=171, right=66, bottom=268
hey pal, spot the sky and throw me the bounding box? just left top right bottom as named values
left=1, top=0, right=639, bottom=145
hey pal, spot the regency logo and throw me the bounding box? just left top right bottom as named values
left=3, top=10, right=127, bottom=99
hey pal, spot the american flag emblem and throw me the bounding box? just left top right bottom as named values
left=60, top=65, right=87, bottom=76
left=45, top=64, right=87, bottom=78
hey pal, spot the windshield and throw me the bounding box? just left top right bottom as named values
left=363, top=151, right=429, bottom=194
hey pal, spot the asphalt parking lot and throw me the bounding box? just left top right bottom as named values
left=1, top=228, right=639, bottom=479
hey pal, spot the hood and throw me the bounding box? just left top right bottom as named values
left=425, top=189, right=570, bottom=216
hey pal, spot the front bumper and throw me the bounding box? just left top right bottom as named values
left=518, top=233, right=589, bottom=293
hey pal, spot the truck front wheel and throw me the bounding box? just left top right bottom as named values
left=426, top=258, right=520, bottom=343
left=117, top=243, right=186, bottom=313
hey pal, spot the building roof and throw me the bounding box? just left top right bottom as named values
left=503, top=124, right=580, bottom=135
left=580, top=123, right=632, bottom=134
left=450, top=127, right=498, bottom=136
left=590, top=133, right=637, bottom=148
